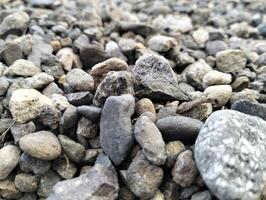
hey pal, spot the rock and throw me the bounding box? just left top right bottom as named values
left=165, top=141, right=186, bottom=168
left=76, top=105, right=101, bottom=122
left=21, top=73, right=54, bottom=89
left=47, top=164, right=119, bottom=200
left=80, top=44, right=110, bottom=70
left=135, top=98, right=156, bottom=116
left=82, top=149, right=101, bottom=165
left=30, top=0, right=54, bottom=7
left=231, top=89, right=260, bottom=104
left=156, top=116, right=203, bottom=144
left=191, top=191, right=212, bottom=200
left=216, top=49, right=247, bottom=72
left=93, top=71, right=134, bottom=107
left=14, top=173, right=39, bottom=192
left=192, top=28, right=209, bottom=46
left=118, top=186, right=135, bottom=200
left=37, top=105, right=61, bottom=129
left=231, top=100, right=266, bottom=120
left=179, top=186, right=200, bottom=200
left=58, top=135, right=85, bottom=163
left=19, top=131, right=62, bottom=160
left=51, top=94, right=71, bottom=111
left=100, top=94, right=135, bottom=166
left=56, top=48, right=81, bottom=71
left=52, top=156, right=77, bottom=180
left=140, top=111, right=157, bottom=123
left=0, top=179, right=21, bottom=199
left=182, top=103, right=213, bottom=121
left=195, top=110, right=266, bottom=200
left=206, top=40, right=228, bottom=56
left=134, top=116, right=166, bottom=165
left=65, top=69, right=94, bottom=92
left=66, top=92, right=93, bottom=106
left=136, top=80, right=190, bottom=102
left=76, top=117, right=98, bottom=139
left=37, top=170, right=61, bottom=198
left=133, top=54, right=177, bottom=87
left=105, top=41, right=127, bottom=62
left=120, top=22, right=155, bottom=37
left=9, top=89, right=53, bottom=123
left=19, top=153, right=51, bottom=175
left=202, top=70, right=232, bottom=87
left=0, top=11, right=30, bottom=37
left=171, top=150, right=198, bottom=187
left=231, top=76, right=250, bottom=92
left=204, top=85, right=232, bottom=108
left=123, top=152, right=163, bottom=199
left=0, top=145, right=20, bottom=180
left=1, top=42, right=23, bottom=65
left=148, top=35, right=178, bottom=52
left=43, top=82, right=64, bottom=98
left=20, top=193, right=37, bottom=200
left=0, top=76, right=9, bottom=95
left=4, top=59, right=41, bottom=77
left=40, top=54, right=64, bottom=79
left=60, top=106, right=78, bottom=129
left=10, top=121, right=36, bottom=144
left=90, top=57, right=128, bottom=86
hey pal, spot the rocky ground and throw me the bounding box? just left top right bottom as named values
left=0, top=0, right=266, bottom=199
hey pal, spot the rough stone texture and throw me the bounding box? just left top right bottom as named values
left=0, top=179, right=21, bottom=199
left=191, top=191, right=212, bottom=200
left=51, top=94, right=70, bottom=111
left=171, top=150, right=198, bottom=187
left=156, top=116, right=203, bottom=144
left=52, top=156, right=77, bottom=180
left=65, top=91, right=93, bottom=106
left=195, top=110, right=266, bottom=200
left=135, top=98, right=156, bottom=116
left=202, top=70, right=232, bottom=87
left=216, top=49, right=247, bottom=72
left=1, top=42, right=23, bottom=65
left=148, top=35, right=177, bottom=52
left=47, top=164, right=119, bottom=200
left=204, top=85, right=232, bottom=108
left=0, top=145, right=20, bottom=180
left=21, top=73, right=55, bottom=89
left=14, top=173, right=39, bottom=192
left=76, top=117, right=98, bottom=139
left=60, top=105, right=78, bottom=129
left=93, top=71, right=134, bottom=107
left=165, top=141, right=186, bottom=168
left=9, top=89, right=53, bottom=123
left=19, top=131, right=62, bottom=160
left=100, top=94, right=135, bottom=166
left=133, top=54, right=177, bottom=86
left=37, top=105, right=61, bottom=129
left=77, top=105, right=101, bottom=122
left=10, top=121, right=36, bottom=144
left=40, top=54, right=64, bottom=79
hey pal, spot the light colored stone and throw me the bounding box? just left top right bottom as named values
left=203, top=70, right=232, bottom=87
left=204, top=85, right=232, bottom=108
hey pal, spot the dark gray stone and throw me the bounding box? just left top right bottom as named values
left=1, top=42, right=23, bottom=65
left=40, top=54, right=64, bottom=79
left=65, top=92, right=93, bottom=106
left=10, top=121, right=36, bottom=144
left=60, top=105, right=78, bottom=129
left=37, top=105, right=61, bottom=129
left=77, top=105, right=101, bottom=122
left=100, top=94, right=135, bottom=166
left=156, top=116, right=203, bottom=144
left=76, top=117, right=98, bottom=139
left=195, top=110, right=266, bottom=200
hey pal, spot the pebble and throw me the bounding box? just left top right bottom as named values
left=191, top=191, right=212, bottom=200
left=231, top=76, right=250, bottom=91
left=1, top=42, right=23, bottom=65
left=76, top=117, right=98, bottom=139
left=192, top=28, right=209, bottom=46
left=52, top=156, right=77, bottom=179
left=216, top=49, right=247, bottom=72
left=51, top=94, right=71, bottom=111
left=195, top=110, right=266, bottom=200
left=14, top=173, right=39, bottom=192
left=9, top=89, right=53, bottom=123
left=56, top=48, right=81, bottom=71
left=0, top=145, right=20, bottom=180
left=148, top=35, right=178, bottom=52
left=202, top=70, right=232, bottom=87
left=4, top=59, right=41, bottom=77
left=135, top=98, right=156, bottom=116
left=60, top=106, right=78, bottom=129
left=65, top=68, right=94, bottom=92
left=156, top=115, right=203, bottom=144
left=37, top=105, right=61, bottom=129
left=21, top=72, right=55, bottom=89
left=65, top=91, right=93, bottom=106
left=100, top=94, right=135, bottom=165
left=76, top=105, right=101, bottom=122
left=40, top=54, right=64, bottom=79
left=206, top=40, right=229, bottom=56
left=204, top=85, right=232, bottom=108
left=165, top=141, right=186, bottom=168
left=134, top=116, right=166, bottom=165
left=0, top=76, right=9, bottom=95
left=0, top=179, right=21, bottom=199
left=10, top=121, right=36, bottom=144
left=231, top=88, right=260, bottom=104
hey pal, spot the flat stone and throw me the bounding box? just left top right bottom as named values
left=148, top=35, right=178, bottom=52
left=100, top=94, right=135, bottom=165
left=0, top=145, right=20, bottom=180
left=1, top=42, right=23, bottom=65
left=47, top=164, right=119, bottom=200
left=19, top=131, right=62, bottom=160
left=14, top=173, right=39, bottom=192
left=134, top=116, right=166, bottom=165
left=77, top=105, right=101, bottom=122
left=156, top=115, right=203, bottom=144
left=195, top=110, right=266, bottom=200
left=10, top=121, right=36, bottom=144
left=231, top=100, right=266, bottom=120
left=65, top=92, right=93, bottom=106
left=60, top=106, right=78, bottom=129
left=203, top=70, right=232, bottom=87
left=93, top=71, right=134, bottom=107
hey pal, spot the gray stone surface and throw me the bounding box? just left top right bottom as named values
left=195, top=110, right=266, bottom=200
left=100, top=94, right=135, bottom=165
left=77, top=105, right=101, bottom=122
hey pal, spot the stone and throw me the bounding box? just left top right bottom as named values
left=120, top=22, right=155, bottom=37
left=133, top=54, right=177, bottom=87
left=118, top=186, right=136, bottom=200
left=19, top=153, right=51, bottom=175
left=37, top=170, right=61, bottom=198
left=90, top=57, right=128, bottom=86
left=47, top=164, right=119, bottom=200
left=231, top=100, right=266, bottom=121
left=37, top=105, right=61, bottom=129
left=100, top=94, right=135, bottom=166
left=135, top=98, right=156, bottom=116
left=56, top=48, right=81, bottom=71
left=20, top=193, right=37, bottom=200
left=134, top=116, right=166, bottom=165
left=40, top=54, right=64, bottom=79
left=182, top=103, right=213, bottom=121
left=19, top=131, right=62, bottom=160
left=10, top=121, right=36, bottom=144
left=60, top=106, right=78, bottom=129
left=52, top=156, right=77, bottom=180
left=93, top=71, right=134, bottom=107
left=165, top=141, right=186, bottom=168
left=191, top=191, right=212, bottom=200
left=14, top=173, right=39, bottom=192
left=9, top=89, right=53, bottom=123
left=0, top=179, right=21, bottom=199
left=43, top=82, right=64, bottom=98
left=156, top=116, right=203, bottom=144
left=76, top=117, right=98, bottom=139
left=140, top=111, right=157, bottom=123
left=21, top=73, right=54, bottom=89
left=0, top=145, right=20, bottom=180
left=58, top=135, right=85, bottom=163
left=76, top=105, right=101, bottom=122
left=0, top=11, right=30, bottom=37
left=1, top=42, right=23, bottom=65
left=195, top=110, right=266, bottom=200
left=202, top=70, right=232, bottom=87
left=0, top=76, right=9, bottom=95
left=204, top=85, right=232, bottom=108
left=65, top=69, right=94, bottom=92
left=30, top=0, right=54, bottom=7
left=66, top=92, right=93, bottom=106
left=206, top=40, right=228, bottom=56
left=105, top=41, right=127, bottom=62
left=148, top=35, right=177, bottom=52
left=118, top=38, right=136, bottom=55
left=216, top=49, right=247, bottom=72
left=4, top=59, right=41, bottom=77
left=231, top=76, right=250, bottom=92
left=52, top=94, right=71, bottom=111
left=179, top=186, right=200, bottom=200
left=192, top=28, right=209, bottom=46
left=82, top=149, right=101, bottom=165
left=231, top=89, right=260, bottom=104
left=171, top=150, right=198, bottom=187
left=123, top=152, right=163, bottom=199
